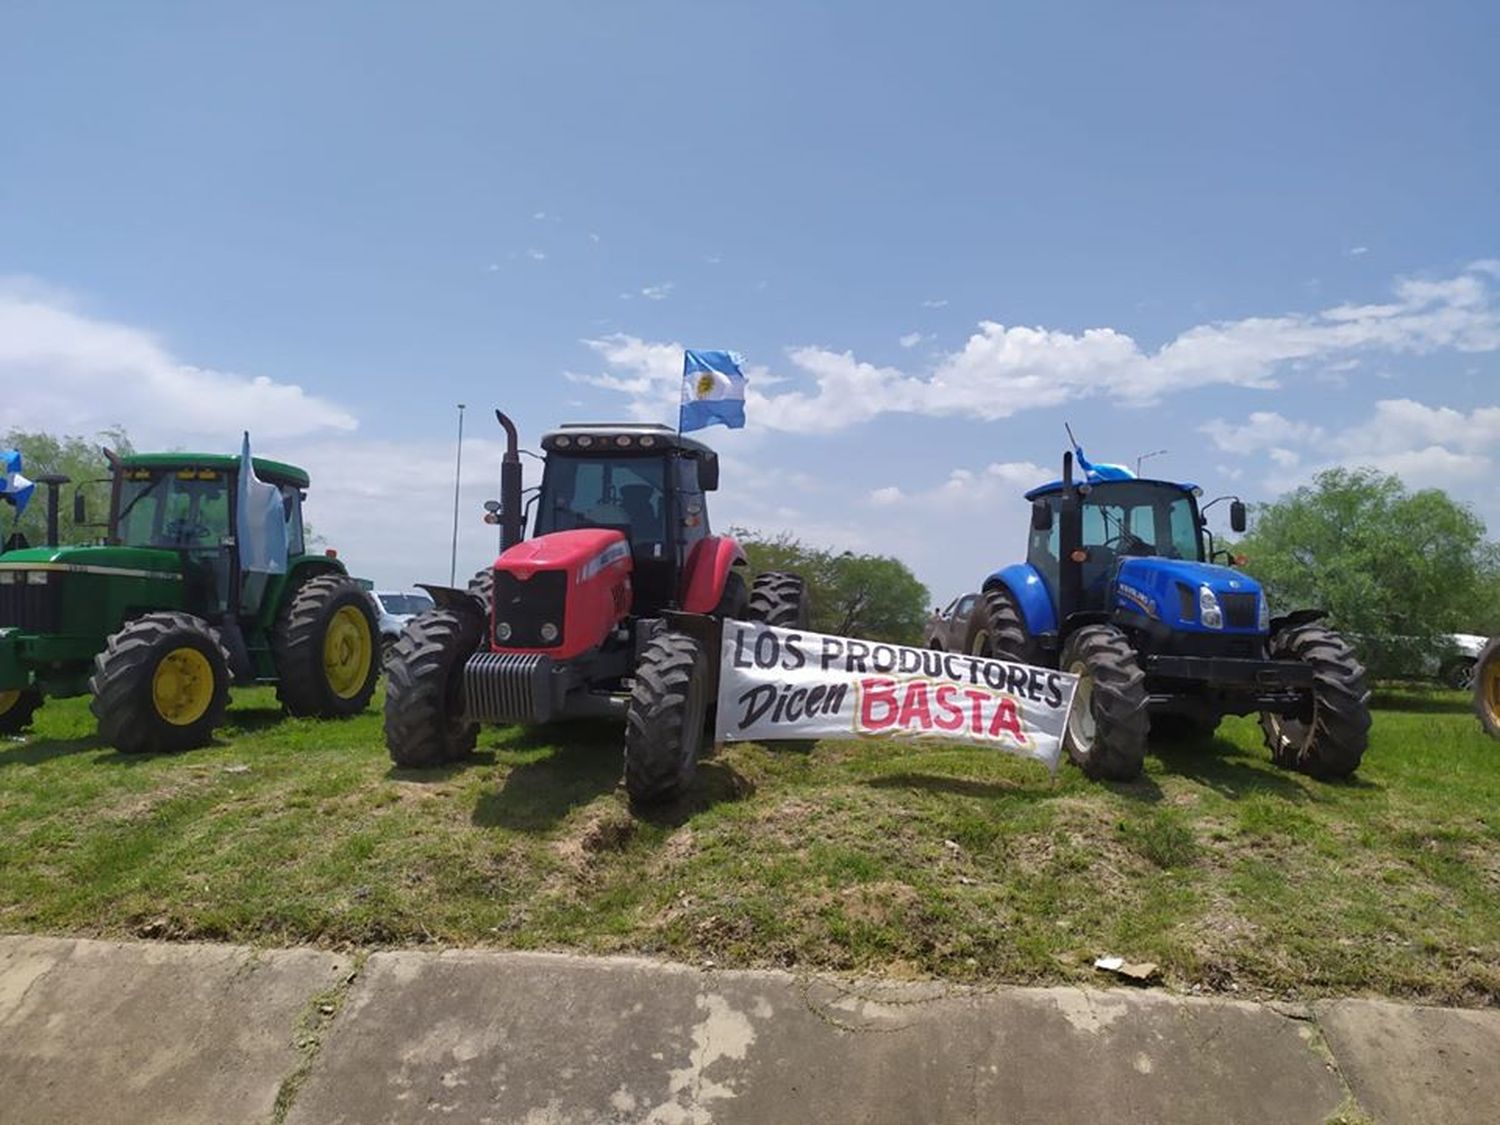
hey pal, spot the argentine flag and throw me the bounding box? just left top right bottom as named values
left=1, top=450, right=36, bottom=516
left=679, top=350, right=747, bottom=433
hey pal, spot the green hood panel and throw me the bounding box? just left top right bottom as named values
left=0, top=545, right=182, bottom=576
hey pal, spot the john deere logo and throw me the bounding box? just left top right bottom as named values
left=695, top=373, right=716, bottom=398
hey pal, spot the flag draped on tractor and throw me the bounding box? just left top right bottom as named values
left=0, top=450, right=35, bottom=516
left=679, top=350, right=747, bottom=433
left=236, top=433, right=288, bottom=577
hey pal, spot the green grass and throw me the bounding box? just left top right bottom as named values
left=1, top=684, right=1496, bottom=1005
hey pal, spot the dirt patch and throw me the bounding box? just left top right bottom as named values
left=553, top=806, right=637, bottom=871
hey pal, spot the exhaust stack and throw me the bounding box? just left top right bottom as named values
left=495, top=411, right=524, bottom=551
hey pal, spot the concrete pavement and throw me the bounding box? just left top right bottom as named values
left=1, top=935, right=1496, bottom=1124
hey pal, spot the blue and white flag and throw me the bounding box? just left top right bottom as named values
left=1073, top=442, right=1135, bottom=483
left=236, top=433, right=288, bottom=577
left=1, top=450, right=36, bottom=516
left=679, top=350, right=747, bottom=433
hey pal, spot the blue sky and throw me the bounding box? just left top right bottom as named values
left=2, top=1, right=1497, bottom=602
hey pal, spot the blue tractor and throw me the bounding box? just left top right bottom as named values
left=965, top=451, right=1371, bottom=782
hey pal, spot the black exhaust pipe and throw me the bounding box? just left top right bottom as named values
left=34, top=474, right=71, bottom=548
left=495, top=411, right=524, bottom=551
left=1057, top=452, right=1082, bottom=622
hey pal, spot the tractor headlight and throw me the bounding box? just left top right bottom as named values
left=495, top=622, right=513, bottom=642
left=539, top=622, right=559, bottom=643
left=1198, top=586, right=1224, bottom=630
left=1257, top=595, right=1270, bottom=632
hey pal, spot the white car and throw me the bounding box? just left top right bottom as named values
left=369, top=589, right=436, bottom=664
left=1433, top=634, right=1488, bottom=690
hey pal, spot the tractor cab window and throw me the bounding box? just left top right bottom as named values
left=116, top=469, right=232, bottom=549
left=280, top=485, right=306, bottom=557
left=537, top=456, right=667, bottom=555
left=1080, top=483, right=1202, bottom=563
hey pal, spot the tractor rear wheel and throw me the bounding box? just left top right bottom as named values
left=0, top=687, right=44, bottom=734
left=964, top=584, right=1040, bottom=665
left=1059, top=625, right=1148, bottom=782
left=273, top=575, right=381, bottom=718
left=623, top=631, right=708, bottom=807
left=467, top=567, right=494, bottom=611
left=1475, top=636, right=1500, bottom=739
left=89, top=612, right=231, bottom=754
left=1259, top=623, right=1370, bottom=779
left=384, top=608, right=485, bottom=768
left=714, top=568, right=750, bottom=619
left=746, top=572, right=809, bottom=629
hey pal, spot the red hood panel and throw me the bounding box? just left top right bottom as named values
left=497, top=529, right=629, bottom=579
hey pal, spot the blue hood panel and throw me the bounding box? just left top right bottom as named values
left=1115, top=558, right=1264, bottom=634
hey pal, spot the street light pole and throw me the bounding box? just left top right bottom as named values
left=1136, top=449, right=1168, bottom=477
left=450, top=403, right=466, bottom=585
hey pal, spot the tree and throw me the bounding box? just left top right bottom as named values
left=1237, top=467, right=1500, bottom=677
left=732, top=528, right=930, bottom=645
left=1, top=428, right=131, bottom=548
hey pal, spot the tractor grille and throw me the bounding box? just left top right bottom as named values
left=492, top=569, right=567, bottom=649
left=0, top=573, right=64, bottom=633
left=1221, top=593, right=1259, bottom=630
left=462, top=651, right=554, bottom=724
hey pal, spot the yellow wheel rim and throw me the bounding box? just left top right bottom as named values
left=1482, top=657, right=1500, bottom=726
left=0, top=689, right=18, bottom=716
left=151, top=647, right=215, bottom=726
left=323, top=604, right=373, bottom=699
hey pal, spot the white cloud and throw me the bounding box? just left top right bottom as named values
left=1348, top=246, right=1369, bottom=256
left=0, top=281, right=356, bottom=444
left=1200, top=412, right=1326, bottom=454
left=526, top=249, right=547, bottom=261
left=640, top=282, right=674, bottom=301
left=583, top=266, right=1500, bottom=435
left=898, top=332, right=924, bottom=348
left=869, top=485, right=904, bottom=505
left=920, top=298, right=949, bottom=309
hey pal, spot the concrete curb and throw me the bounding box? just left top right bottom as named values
left=3, top=936, right=1496, bottom=1124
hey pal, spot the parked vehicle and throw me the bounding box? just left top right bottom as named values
left=369, top=589, right=435, bottom=664
left=0, top=450, right=378, bottom=751
left=383, top=412, right=808, bottom=808
left=966, top=451, right=1371, bottom=782
left=925, top=593, right=978, bottom=651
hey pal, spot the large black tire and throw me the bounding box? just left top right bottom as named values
left=1474, top=636, right=1500, bottom=739
left=89, top=612, right=231, bottom=754
left=0, top=687, right=44, bottom=735
left=1059, top=625, right=1148, bottom=781
left=623, top=631, right=708, bottom=807
left=1259, top=623, right=1371, bottom=779
left=746, top=572, right=809, bottom=629
left=273, top=574, right=381, bottom=718
left=1439, top=657, right=1476, bottom=692
left=715, top=568, right=750, bottom=619
left=963, top=584, right=1041, bottom=665
left=384, top=608, right=485, bottom=768
left=467, top=566, right=494, bottom=611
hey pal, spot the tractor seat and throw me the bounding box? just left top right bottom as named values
left=618, top=484, right=662, bottom=541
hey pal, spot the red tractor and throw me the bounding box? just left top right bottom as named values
left=383, top=413, right=808, bottom=806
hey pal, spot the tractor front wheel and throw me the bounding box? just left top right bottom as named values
left=384, top=609, right=484, bottom=768
left=746, top=572, right=808, bottom=629
left=1259, top=623, right=1371, bottom=778
left=89, top=613, right=231, bottom=754
left=1475, top=636, right=1500, bottom=739
left=623, top=631, right=709, bottom=807
left=274, top=575, right=381, bottom=718
left=964, top=584, right=1040, bottom=665
left=1060, top=625, right=1148, bottom=782
left=0, top=687, right=44, bottom=735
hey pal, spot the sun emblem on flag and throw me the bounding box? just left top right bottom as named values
left=695, top=373, right=716, bottom=398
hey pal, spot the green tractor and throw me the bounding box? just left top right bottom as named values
left=0, top=448, right=379, bottom=751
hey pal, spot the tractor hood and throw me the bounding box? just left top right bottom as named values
left=496, top=529, right=632, bottom=582
left=1114, top=557, right=1266, bottom=633
left=0, top=543, right=182, bottom=577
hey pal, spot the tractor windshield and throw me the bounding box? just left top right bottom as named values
left=536, top=455, right=667, bottom=553
left=115, top=468, right=232, bottom=549
left=1079, top=482, right=1201, bottom=561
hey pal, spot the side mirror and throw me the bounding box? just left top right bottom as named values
left=483, top=499, right=501, bottom=513
left=73, top=491, right=87, bottom=524
left=697, top=453, right=719, bottom=492
left=1230, top=500, right=1247, bottom=534
left=1031, top=500, right=1053, bottom=532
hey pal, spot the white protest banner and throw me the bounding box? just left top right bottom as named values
left=715, top=621, right=1079, bottom=772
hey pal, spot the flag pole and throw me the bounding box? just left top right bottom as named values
left=449, top=403, right=466, bottom=586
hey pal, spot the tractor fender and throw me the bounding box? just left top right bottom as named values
left=1269, top=608, right=1327, bottom=636
left=419, top=583, right=487, bottom=618
left=254, top=556, right=347, bottom=630
left=680, top=536, right=747, bottom=614
left=984, top=564, right=1058, bottom=636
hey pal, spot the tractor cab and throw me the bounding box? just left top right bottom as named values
left=534, top=423, right=718, bottom=617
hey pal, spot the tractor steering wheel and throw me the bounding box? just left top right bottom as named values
left=1102, top=531, right=1152, bottom=556
left=164, top=519, right=210, bottom=543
